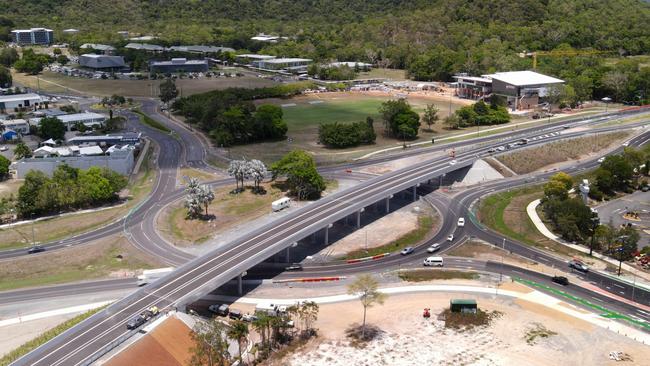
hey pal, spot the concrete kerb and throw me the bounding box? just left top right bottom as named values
left=526, top=199, right=650, bottom=291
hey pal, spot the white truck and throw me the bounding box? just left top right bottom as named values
left=137, top=267, right=174, bottom=286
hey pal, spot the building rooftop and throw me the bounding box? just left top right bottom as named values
left=63, top=29, right=79, bottom=33
left=169, top=45, right=234, bottom=53
left=125, top=43, right=165, bottom=51
left=79, top=146, right=104, bottom=156
left=12, top=28, right=53, bottom=33
left=329, top=61, right=372, bottom=68
left=453, top=75, right=493, bottom=83
left=262, top=58, right=312, bottom=64
left=79, top=54, right=126, bottom=68
left=0, top=93, right=42, bottom=103
left=80, top=43, right=115, bottom=51
left=484, top=71, right=564, bottom=87
left=236, top=54, right=276, bottom=60
left=150, top=58, right=208, bottom=66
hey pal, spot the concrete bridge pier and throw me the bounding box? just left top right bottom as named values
left=324, top=223, right=334, bottom=245
left=385, top=194, right=394, bottom=213
left=412, top=183, right=420, bottom=201
left=356, top=208, right=364, bottom=229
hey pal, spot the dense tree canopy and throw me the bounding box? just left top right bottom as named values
left=0, top=65, right=11, bottom=88
left=318, top=118, right=376, bottom=148
left=38, top=116, right=66, bottom=141
left=17, top=165, right=127, bottom=217
left=270, top=150, right=325, bottom=200
left=379, top=99, right=421, bottom=140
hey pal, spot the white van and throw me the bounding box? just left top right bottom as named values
left=272, top=197, right=291, bottom=212
left=423, top=256, right=444, bottom=267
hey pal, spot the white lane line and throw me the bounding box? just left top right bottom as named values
left=537, top=257, right=550, bottom=262
left=613, top=283, right=625, bottom=289
left=590, top=296, right=603, bottom=302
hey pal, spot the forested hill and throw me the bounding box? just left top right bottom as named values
left=2, top=0, right=650, bottom=84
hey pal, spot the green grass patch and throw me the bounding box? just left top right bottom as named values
left=133, top=110, right=172, bottom=133
left=514, top=277, right=650, bottom=331
left=476, top=186, right=543, bottom=247
left=0, top=305, right=108, bottom=366
left=345, top=214, right=434, bottom=259
left=398, top=269, right=479, bottom=282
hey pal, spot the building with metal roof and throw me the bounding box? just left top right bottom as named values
left=125, top=43, right=165, bottom=52
left=79, top=54, right=126, bottom=70
left=251, top=58, right=312, bottom=72
left=0, top=93, right=43, bottom=113
left=168, top=45, right=234, bottom=54
left=30, top=112, right=107, bottom=131
left=80, top=44, right=116, bottom=54
left=149, top=58, right=209, bottom=74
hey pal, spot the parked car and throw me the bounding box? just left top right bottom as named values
left=597, top=157, right=606, bottom=163
left=449, top=159, right=457, bottom=166
left=242, top=313, right=258, bottom=322
left=496, top=146, right=506, bottom=151
left=285, top=263, right=303, bottom=271
left=229, top=309, right=243, bottom=320
left=487, top=148, right=496, bottom=153
left=27, top=246, right=45, bottom=254
left=447, top=234, right=454, bottom=242
left=208, top=304, right=230, bottom=316
left=400, top=247, right=414, bottom=255
left=568, top=259, right=589, bottom=273
left=0, top=146, right=7, bottom=151
left=552, top=276, right=569, bottom=286
left=427, top=243, right=441, bottom=253
left=126, top=315, right=146, bottom=330
left=457, top=217, right=465, bottom=227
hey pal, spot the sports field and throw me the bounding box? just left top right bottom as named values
left=230, top=92, right=465, bottom=164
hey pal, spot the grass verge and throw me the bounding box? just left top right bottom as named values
left=398, top=269, right=479, bottom=282
left=133, top=110, right=172, bottom=133
left=496, top=131, right=630, bottom=174
left=0, top=305, right=107, bottom=366
left=345, top=214, right=435, bottom=259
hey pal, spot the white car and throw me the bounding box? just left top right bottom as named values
left=496, top=146, right=506, bottom=151
left=597, top=157, right=605, bottom=163
left=427, top=243, right=441, bottom=253
left=447, top=234, right=454, bottom=242
left=457, top=217, right=465, bottom=227
left=449, top=159, right=457, bottom=166
left=0, top=146, right=7, bottom=151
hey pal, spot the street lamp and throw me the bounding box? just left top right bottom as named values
left=601, top=97, right=612, bottom=113
left=589, top=213, right=600, bottom=256
left=614, top=235, right=629, bottom=276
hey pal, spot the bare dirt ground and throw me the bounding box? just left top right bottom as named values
left=276, top=293, right=648, bottom=366
left=497, top=131, right=631, bottom=174
left=358, top=151, right=445, bottom=175
left=105, top=316, right=193, bottom=366
left=319, top=202, right=438, bottom=258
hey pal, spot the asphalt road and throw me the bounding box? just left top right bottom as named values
left=13, top=112, right=650, bottom=366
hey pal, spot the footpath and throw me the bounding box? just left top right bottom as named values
left=527, top=199, right=650, bottom=290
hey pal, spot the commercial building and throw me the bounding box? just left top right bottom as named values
left=453, top=70, right=564, bottom=111
left=168, top=45, right=234, bottom=54
left=11, top=28, right=54, bottom=45
left=149, top=58, right=209, bottom=74
left=78, top=54, right=126, bottom=71
left=67, top=132, right=142, bottom=147
left=251, top=33, right=286, bottom=43
left=30, top=112, right=107, bottom=131
left=328, top=61, right=372, bottom=70
left=79, top=43, right=116, bottom=55
left=0, top=93, right=43, bottom=113
left=235, top=54, right=276, bottom=64
left=125, top=43, right=165, bottom=52
left=0, top=119, right=30, bottom=135
left=11, top=146, right=135, bottom=179
left=251, top=58, right=312, bottom=73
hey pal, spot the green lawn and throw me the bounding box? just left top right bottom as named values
left=282, top=98, right=391, bottom=131
left=345, top=214, right=435, bottom=259
left=398, top=269, right=479, bottom=282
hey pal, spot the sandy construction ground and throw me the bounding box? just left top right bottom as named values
left=277, top=292, right=648, bottom=366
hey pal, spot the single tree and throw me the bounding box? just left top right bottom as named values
left=247, top=159, right=267, bottom=193
left=227, top=159, right=247, bottom=192
left=227, top=320, right=249, bottom=364
left=38, top=116, right=66, bottom=141
left=159, top=78, right=179, bottom=104
left=14, top=141, right=31, bottom=159
left=421, top=104, right=439, bottom=131
left=347, top=274, right=386, bottom=339
left=0, top=155, right=10, bottom=179
left=189, top=319, right=231, bottom=366
left=0, top=65, right=11, bottom=88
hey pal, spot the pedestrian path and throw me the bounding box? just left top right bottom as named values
left=527, top=199, right=650, bottom=290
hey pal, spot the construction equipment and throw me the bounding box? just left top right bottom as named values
left=518, top=49, right=613, bottom=69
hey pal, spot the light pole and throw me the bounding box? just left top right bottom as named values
left=31, top=212, right=35, bottom=247
left=589, top=214, right=599, bottom=256
left=601, top=97, right=611, bottom=113
left=499, top=237, right=505, bottom=283
left=615, top=235, right=629, bottom=276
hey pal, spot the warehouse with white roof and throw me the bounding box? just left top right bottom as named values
left=30, top=112, right=107, bottom=131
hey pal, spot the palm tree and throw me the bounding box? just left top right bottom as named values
left=227, top=320, right=249, bottom=365
left=252, top=313, right=271, bottom=352
left=347, top=274, right=386, bottom=339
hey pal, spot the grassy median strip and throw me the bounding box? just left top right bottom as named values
left=0, top=305, right=107, bottom=366
left=477, top=187, right=540, bottom=247
left=133, top=110, right=172, bottom=133
left=345, top=215, right=434, bottom=260
left=399, top=269, right=479, bottom=282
